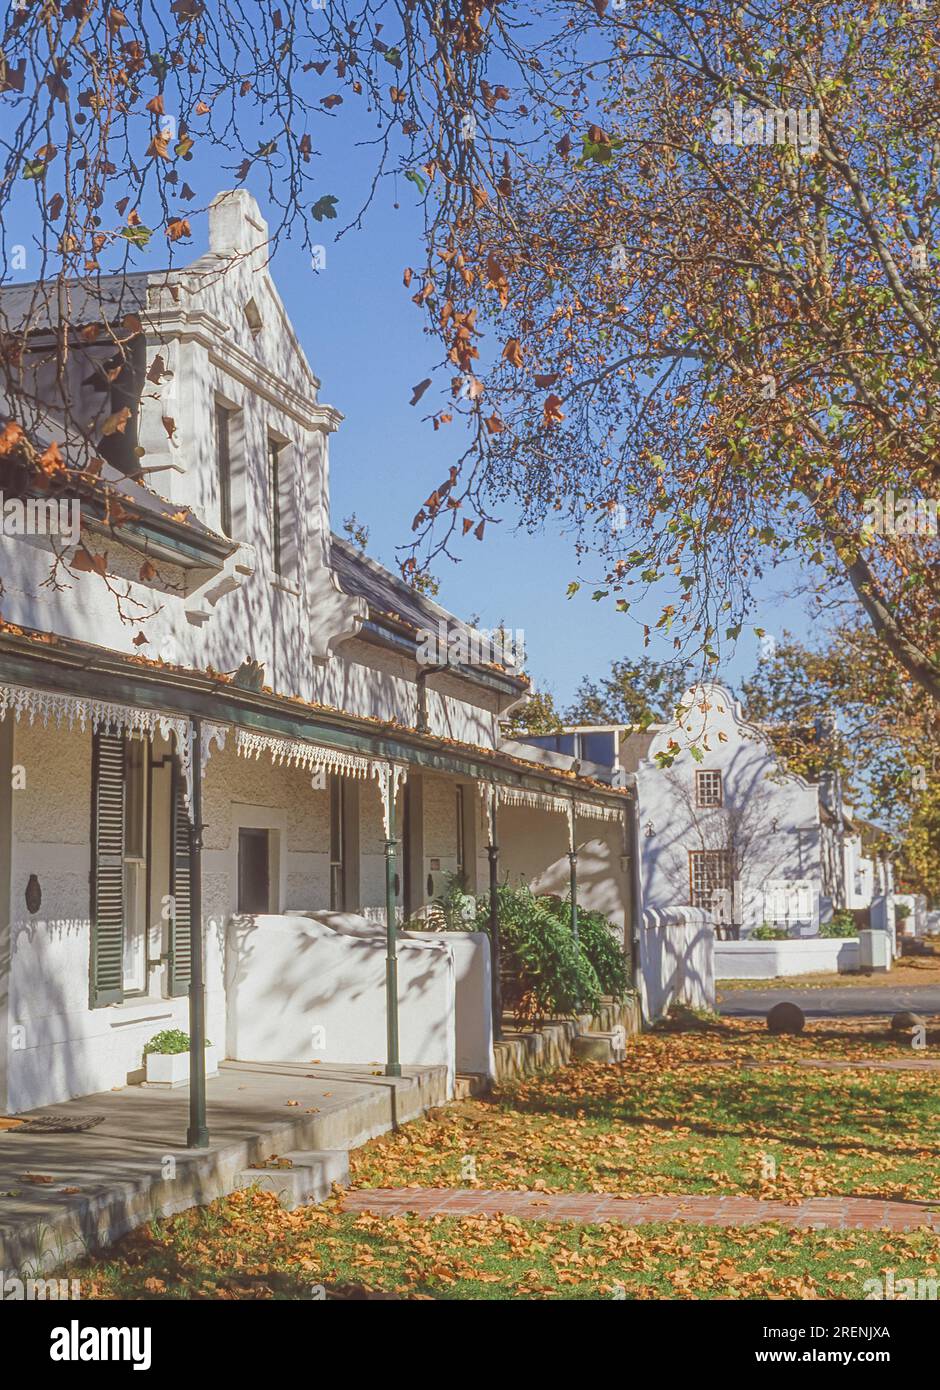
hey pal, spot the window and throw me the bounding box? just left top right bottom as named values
left=268, top=437, right=282, bottom=575
left=91, top=731, right=191, bottom=1007
left=330, top=777, right=345, bottom=911
left=216, top=402, right=233, bottom=536
left=688, top=850, right=734, bottom=910
left=238, top=828, right=272, bottom=913
left=244, top=298, right=263, bottom=338
left=695, top=769, right=723, bottom=808
left=122, top=736, right=149, bottom=993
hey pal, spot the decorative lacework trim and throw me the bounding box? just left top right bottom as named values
left=236, top=728, right=410, bottom=837
left=477, top=779, right=624, bottom=826
left=0, top=681, right=195, bottom=816
left=235, top=728, right=374, bottom=779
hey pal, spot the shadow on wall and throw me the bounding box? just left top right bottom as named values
left=225, top=912, right=458, bottom=1091
left=639, top=906, right=715, bottom=1023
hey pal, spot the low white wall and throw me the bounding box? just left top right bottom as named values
left=226, top=914, right=457, bottom=1093
left=715, top=936, right=860, bottom=979
left=640, top=906, right=715, bottom=1023
left=437, top=932, right=494, bottom=1080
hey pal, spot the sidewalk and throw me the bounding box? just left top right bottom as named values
left=344, top=1187, right=940, bottom=1232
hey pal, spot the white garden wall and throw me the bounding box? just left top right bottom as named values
left=225, top=913, right=457, bottom=1092
left=438, top=931, right=494, bottom=1080
left=715, top=936, right=860, bottom=979
left=639, top=906, right=715, bottom=1022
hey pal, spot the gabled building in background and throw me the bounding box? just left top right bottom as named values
left=513, top=682, right=895, bottom=940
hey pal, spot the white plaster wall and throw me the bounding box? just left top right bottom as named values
left=0, top=194, right=507, bottom=753
left=438, top=931, right=494, bottom=1079
left=636, top=684, right=822, bottom=932
left=639, top=906, right=715, bottom=1022
left=498, top=806, right=631, bottom=942
left=225, top=913, right=457, bottom=1092
left=715, top=937, right=860, bottom=979
left=5, top=721, right=204, bottom=1112
left=5, top=724, right=339, bottom=1112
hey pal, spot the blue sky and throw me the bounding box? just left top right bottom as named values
left=2, top=80, right=817, bottom=711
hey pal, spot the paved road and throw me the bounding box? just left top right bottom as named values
left=717, top=983, right=940, bottom=1018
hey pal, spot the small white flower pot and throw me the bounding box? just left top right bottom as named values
left=145, top=1046, right=219, bottom=1088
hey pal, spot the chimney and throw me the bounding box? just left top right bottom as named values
left=207, top=189, right=269, bottom=259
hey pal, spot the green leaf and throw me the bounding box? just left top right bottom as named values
left=566, top=581, right=580, bottom=598
left=120, top=224, right=153, bottom=247
left=689, top=745, right=705, bottom=763
left=22, top=159, right=46, bottom=181
left=405, top=169, right=426, bottom=195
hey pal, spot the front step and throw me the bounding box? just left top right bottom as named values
left=454, top=1072, right=490, bottom=1099
left=235, top=1149, right=350, bottom=1209
left=572, top=1030, right=627, bottom=1064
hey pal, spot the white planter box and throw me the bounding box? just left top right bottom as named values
left=145, top=1046, right=219, bottom=1088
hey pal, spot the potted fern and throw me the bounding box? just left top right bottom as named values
left=143, top=1028, right=218, bottom=1088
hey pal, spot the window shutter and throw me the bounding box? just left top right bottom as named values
left=168, top=762, right=192, bottom=997
left=90, top=732, right=125, bottom=1008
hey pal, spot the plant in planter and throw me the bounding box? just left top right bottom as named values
left=474, top=882, right=602, bottom=1023
left=750, top=923, right=790, bottom=940
left=820, top=910, right=858, bottom=938
left=143, top=1029, right=218, bottom=1088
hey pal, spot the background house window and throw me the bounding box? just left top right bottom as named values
left=688, top=849, right=734, bottom=909
left=238, top=828, right=272, bottom=913
left=695, top=769, right=723, bottom=807
left=216, top=402, right=233, bottom=536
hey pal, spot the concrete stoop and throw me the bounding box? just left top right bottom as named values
left=493, top=994, right=641, bottom=1085
left=235, top=1149, right=350, bottom=1208
left=0, top=1062, right=447, bottom=1277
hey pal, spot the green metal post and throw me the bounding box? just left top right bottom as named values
left=568, top=799, right=579, bottom=947
left=384, top=772, right=402, bottom=1077
left=187, top=718, right=209, bottom=1149
left=487, top=805, right=502, bottom=1041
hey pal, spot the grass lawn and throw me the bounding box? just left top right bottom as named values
left=351, top=1013, right=940, bottom=1202
left=69, top=1191, right=940, bottom=1300
left=66, top=1012, right=940, bottom=1300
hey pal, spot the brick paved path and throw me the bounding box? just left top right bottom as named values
left=344, top=1188, right=940, bottom=1232
left=676, top=1057, right=940, bottom=1071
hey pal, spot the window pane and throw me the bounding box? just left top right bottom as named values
left=268, top=439, right=282, bottom=575
left=124, top=737, right=147, bottom=858
left=216, top=403, right=232, bottom=536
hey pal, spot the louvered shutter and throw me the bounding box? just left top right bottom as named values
left=90, top=732, right=125, bottom=1007
left=168, top=761, right=192, bottom=997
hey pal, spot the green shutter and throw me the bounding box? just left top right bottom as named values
left=90, top=732, right=125, bottom=1007
left=168, top=762, right=192, bottom=997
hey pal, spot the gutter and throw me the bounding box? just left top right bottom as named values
left=358, top=617, right=529, bottom=701
left=0, top=631, right=631, bottom=813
